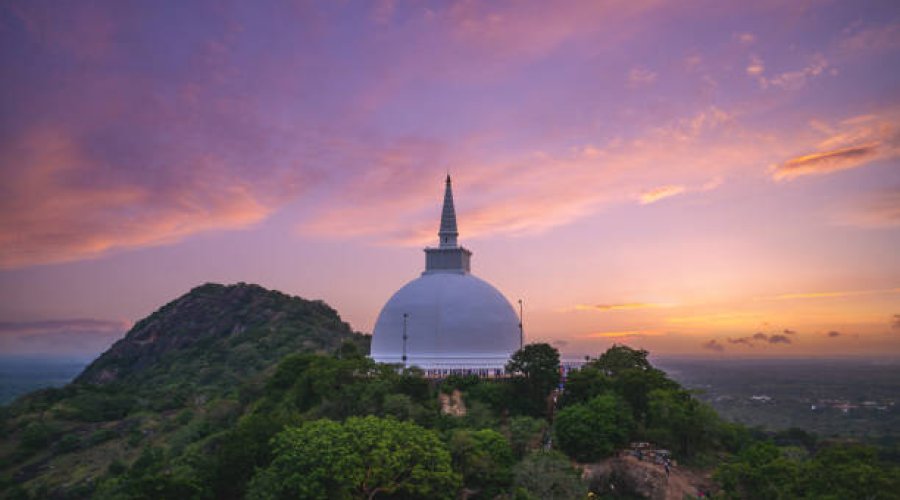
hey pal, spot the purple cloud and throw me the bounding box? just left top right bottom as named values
left=702, top=339, right=725, bottom=352
left=768, top=334, right=792, bottom=344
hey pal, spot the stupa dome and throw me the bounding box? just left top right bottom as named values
left=370, top=176, right=521, bottom=371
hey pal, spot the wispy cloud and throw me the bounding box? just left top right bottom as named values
left=765, top=54, right=830, bottom=90
left=583, top=330, right=663, bottom=338
left=303, top=104, right=764, bottom=245
left=746, top=54, right=765, bottom=76
left=735, top=32, right=756, bottom=45
left=772, top=114, right=900, bottom=181
left=628, top=67, right=658, bottom=86
left=762, top=288, right=900, bottom=301
left=772, top=143, right=881, bottom=180
left=0, top=318, right=128, bottom=356
left=639, top=185, right=686, bottom=205
left=570, top=302, right=664, bottom=312
left=833, top=188, right=900, bottom=228
left=839, top=22, right=900, bottom=53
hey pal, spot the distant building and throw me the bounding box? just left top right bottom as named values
left=370, top=176, right=521, bottom=375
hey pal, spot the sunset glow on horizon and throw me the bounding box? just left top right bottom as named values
left=0, top=1, right=898, bottom=359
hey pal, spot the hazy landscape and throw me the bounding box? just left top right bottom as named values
left=0, top=359, right=86, bottom=406
left=656, top=358, right=900, bottom=443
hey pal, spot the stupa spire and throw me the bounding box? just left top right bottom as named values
left=424, top=175, right=471, bottom=274
left=438, top=174, right=458, bottom=248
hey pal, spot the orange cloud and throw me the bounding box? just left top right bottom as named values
left=773, top=143, right=881, bottom=180
left=772, top=114, right=900, bottom=181
left=746, top=54, right=765, bottom=76
left=639, top=185, right=686, bottom=204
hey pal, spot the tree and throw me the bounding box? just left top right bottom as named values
left=591, top=344, right=653, bottom=375
left=507, top=416, right=547, bottom=459
left=247, top=416, right=459, bottom=499
left=449, top=429, right=515, bottom=498
left=505, top=343, right=560, bottom=416
left=715, top=442, right=803, bottom=499
left=800, top=444, right=900, bottom=499
left=554, top=393, right=633, bottom=462
left=556, top=364, right=612, bottom=408
left=646, top=388, right=720, bottom=459
left=208, top=413, right=290, bottom=499
left=579, top=345, right=677, bottom=425
left=512, top=451, right=586, bottom=500
left=716, top=441, right=900, bottom=499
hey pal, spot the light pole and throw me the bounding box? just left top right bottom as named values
left=517, top=299, right=524, bottom=349
left=401, top=313, right=409, bottom=368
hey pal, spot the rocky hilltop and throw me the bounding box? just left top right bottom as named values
left=76, top=282, right=366, bottom=392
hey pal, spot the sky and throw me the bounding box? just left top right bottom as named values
left=0, top=0, right=898, bottom=360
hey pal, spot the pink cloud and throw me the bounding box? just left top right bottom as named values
left=0, top=127, right=296, bottom=268
left=300, top=104, right=774, bottom=244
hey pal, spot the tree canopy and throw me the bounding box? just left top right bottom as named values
left=248, top=416, right=459, bottom=500
left=554, top=393, right=634, bottom=461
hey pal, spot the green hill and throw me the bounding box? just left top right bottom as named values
left=0, top=283, right=369, bottom=496
left=76, top=282, right=365, bottom=395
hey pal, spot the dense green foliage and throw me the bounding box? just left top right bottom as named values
left=449, top=428, right=514, bottom=498
left=554, top=393, right=633, bottom=461
left=716, top=441, right=900, bottom=499
left=557, top=345, right=718, bottom=462
left=511, top=451, right=587, bottom=500
left=248, top=417, right=458, bottom=499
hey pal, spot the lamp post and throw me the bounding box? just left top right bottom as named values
left=401, top=313, right=409, bottom=368
left=518, top=299, right=524, bottom=349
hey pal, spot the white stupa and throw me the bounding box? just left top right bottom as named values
left=370, top=176, right=521, bottom=373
